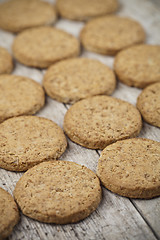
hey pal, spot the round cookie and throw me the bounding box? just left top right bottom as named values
left=80, top=16, right=145, bottom=55
left=0, top=187, right=19, bottom=239
left=0, top=47, right=13, bottom=74
left=43, top=58, right=116, bottom=104
left=97, top=138, right=160, bottom=199
left=137, top=82, right=160, bottom=127
left=63, top=95, right=142, bottom=149
left=114, top=44, right=160, bottom=88
left=12, top=26, right=80, bottom=68
left=56, top=0, right=119, bottom=21
left=14, top=161, right=102, bottom=224
left=0, top=75, right=45, bottom=123
left=0, top=116, right=67, bottom=171
left=0, top=0, right=57, bottom=33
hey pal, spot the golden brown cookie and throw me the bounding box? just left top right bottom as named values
left=137, top=82, right=160, bottom=127
left=43, top=58, right=116, bottom=103
left=0, top=75, right=45, bottom=123
left=0, top=116, right=67, bottom=171
left=114, top=44, right=160, bottom=88
left=0, top=187, right=19, bottom=239
left=0, top=47, right=13, bottom=74
left=97, top=138, right=160, bottom=199
left=12, top=26, right=80, bottom=68
left=80, top=16, right=145, bottom=55
left=14, top=161, right=102, bottom=224
left=56, top=0, right=119, bottom=21
left=63, top=95, right=142, bottom=149
left=0, top=0, right=57, bottom=33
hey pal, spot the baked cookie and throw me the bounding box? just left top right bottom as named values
left=43, top=58, right=116, bottom=104
left=0, top=0, right=57, bottom=33
left=0, top=116, right=67, bottom=171
left=0, top=187, right=19, bottom=239
left=114, top=44, right=160, bottom=88
left=97, top=138, right=160, bottom=199
left=14, top=161, right=101, bottom=224
left=12, top=26, right=80, bottom=68
left=80, top=16, right=145, bottom=55
left=0, top=47, right=13, bottom=74
left=56, top=0, right=119, bottom=21
left=0, top=75, right=45, bottom=123
left=137, top=82, right=160, bottom=127
left=63, top=95, right=142, bottom=149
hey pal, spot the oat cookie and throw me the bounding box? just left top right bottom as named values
left=97, top=138, right=160, bottom=199
left=0, top=0, right=57, bottom=33
left=43, top=58, right=116, bottom=103
left=0, top=75, right=45, bottom=123
left=0, top=187, right=19, bottom=239
left=0, top=47, right=13, bottom=74
left=56, top=0, right=119, bottom=21
left=12, top=26, right=80, bottom=68
left=63, top=95, right=142, bottom=149
left=114, top=45, right=160, bottom=88
left=14, top=161, right=101, bottom=224
left=137, top=82, right=160, bottom=127
left=0, top=116, right=67, bottom=171
left=80, top=16, right=145, bottom=55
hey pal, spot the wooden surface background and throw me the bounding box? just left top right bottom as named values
left=0, top=0, right=160, bottom=239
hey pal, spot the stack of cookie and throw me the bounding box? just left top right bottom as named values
left=0, top=0, right=159, bottom=238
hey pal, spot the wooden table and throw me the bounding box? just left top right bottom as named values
left=0, top=0, right=160, bottom=239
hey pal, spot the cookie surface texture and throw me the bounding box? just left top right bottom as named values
left=14, top=161, right=101, bottom=224
left=80, top=16, right=145, bottom=55
left=0, top=75, right=45, bottom=123
left=137, top=82, right=160, bottom=127
left=114, top=45, right=160, bottom=88
left=0, top=47, right=13, bottom=74
left=97, top=138, right=160, bottom=199
left=0, top=187, right=19, bottom=239
left=0, top=116, right=67, bottom=171
left=0, top=0, right=57, bottom=33
left=63, top=96, right=142, bottom=149
left=12, top=26, right=80, bottom=68
left=56, top=0, right=119, bottom=21
left=43, top=58, right=116, bottom=103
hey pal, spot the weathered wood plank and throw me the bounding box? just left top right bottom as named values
left=0, top=0, right=160, bottom=239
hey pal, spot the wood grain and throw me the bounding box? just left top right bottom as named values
left=0, top=0, right=159, bottom=239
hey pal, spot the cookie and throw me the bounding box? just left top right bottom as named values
left=14, top=161, right=101, bottom=224
left=97, top=138, right=160, bottom=199
left=137, top=82, right=160, bottom=127
left=63, top=95, right=142, bottom=149
left=12, top=26, right=80, bottom=68
left=0, top=47, right=13, bottom=74
left=56, top=0, right=119, bottom=21
left=114, top=44, right=160, bottom=88
left=0, top=75, right=45, bottom=123
left=0, top=116, right=67, bottom=171
left=80, top=16, right=145, bottom=55
left=0, top=187, right=19, bottom=239
left=43, top=58, right=116, bottom=104
left=0, top=0, right=57, bottom=33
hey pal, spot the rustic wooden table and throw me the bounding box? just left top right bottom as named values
left=0, top=0, right=160, bottom=239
